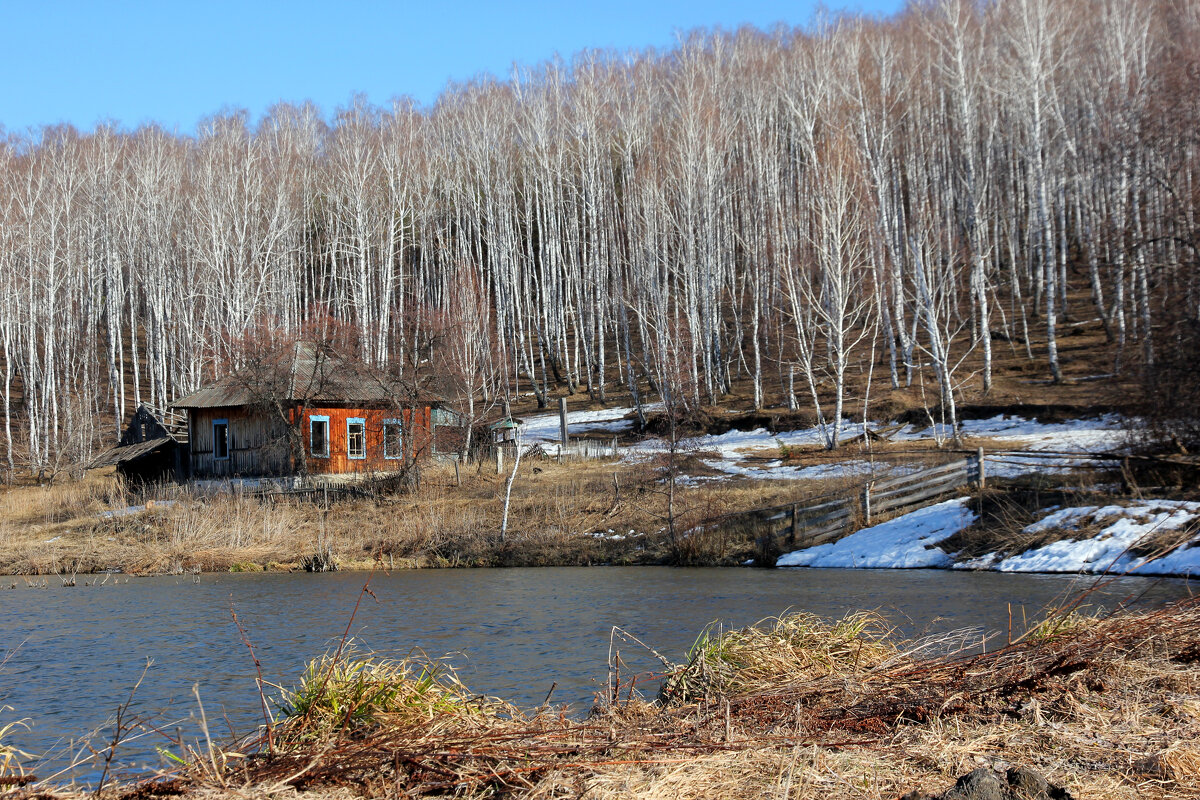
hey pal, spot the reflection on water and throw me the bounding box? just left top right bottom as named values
left=0, top=566, right=1192, bottom=780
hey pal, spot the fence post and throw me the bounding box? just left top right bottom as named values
left=790, top=503, right=799, bottom=545
left=861, top=484, right=872, bottom=525
left=558, top=397, right=569, bottom=447
left=976, top=447, right=986, bottom=489
left=495, top=447, right=504, bottom=475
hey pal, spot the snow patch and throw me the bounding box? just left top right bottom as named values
left=991, top=500, right=1200, bottom=576
left=520, top=405, right=646, bottom=443
left=523, top=409, right=1131, bottom=484
left=777, top=498, right=976, bottom=569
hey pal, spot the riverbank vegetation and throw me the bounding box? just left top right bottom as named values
left=9, top=601, right=1198, bottom=798
left=0, top=454, right=793, bottom=574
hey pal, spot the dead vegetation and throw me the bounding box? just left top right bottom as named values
left=17, top=601, right=1194, bottom=800
left=0, top=453, right=840, bottom=574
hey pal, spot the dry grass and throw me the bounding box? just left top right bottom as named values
left=0, top=470, right=127, bottom=526
left=0, top=455, right=814, bottom=574
left=272, top=645, right=508, bottom=745
left=661, top=612, right=895, bottom=703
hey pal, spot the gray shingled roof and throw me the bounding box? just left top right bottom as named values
left=172, top=343, right=422, bottom=409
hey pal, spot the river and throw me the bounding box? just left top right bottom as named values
left=0, top=567, right=1192, bottom=783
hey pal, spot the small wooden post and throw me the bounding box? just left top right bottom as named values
left=976, top=447, right=986, bottom=489
left=790, top=503, right=799, bottom=545
left=454, top=458, right=461, bottom=487
left=861, top=484, right=872, bottom=525
left=558, top=397, right=569, bottom=447
left=495, top=447, right=504, bottom=474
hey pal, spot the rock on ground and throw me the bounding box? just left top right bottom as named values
left=903, top=767, right=1075, bottom=800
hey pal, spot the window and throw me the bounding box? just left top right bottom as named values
left=213, top=419, right=229, bottom=461
left=310, top=415, right=330, bottom=458
left=347, top=418, right=366, bottom=460
left=383, top=420, right=403, bottom=460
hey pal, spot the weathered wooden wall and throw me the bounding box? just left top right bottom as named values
left=189, top=407, right=291, bottom=478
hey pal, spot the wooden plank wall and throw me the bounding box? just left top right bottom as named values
left=295, top=405, right=433, bottom=475
left=189, top=405, right=437, bottom=478
left=189, top=407, right=291, bottom=478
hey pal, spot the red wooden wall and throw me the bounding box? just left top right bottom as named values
left=293, top=405, right=434, bottom=475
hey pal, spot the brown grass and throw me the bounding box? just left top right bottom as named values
left=0, top=454, right=840, bottom=574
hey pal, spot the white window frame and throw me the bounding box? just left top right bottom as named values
left=382, top=418, right=403, bottom=460
left=347, top=417, right=366, bottom=460
left=309, top=415, right=330, bottom=458
left=212, top=418, right=230, bottom=461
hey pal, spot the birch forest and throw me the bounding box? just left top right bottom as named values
left=1, top=0, right=1198, bottom=477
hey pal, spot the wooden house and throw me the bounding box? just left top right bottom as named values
left=90, top=404, right=190, bottom=484
left=171, top=343, right=463, bottom=480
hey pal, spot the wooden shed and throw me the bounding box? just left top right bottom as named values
left=90, top=404, right=190, bottom=484
left=172, top=343, right=463, bottom=480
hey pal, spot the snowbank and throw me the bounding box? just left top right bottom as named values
left=776, top=498, right=975, bottom=569
left=902, top=414, right=1128, bottom=478
left=989, top=500, right=1200, bottom=576
left=779, top=497, right=1200, bottom=578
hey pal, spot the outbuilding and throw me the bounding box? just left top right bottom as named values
left=89, top=404, right=190, bottom=484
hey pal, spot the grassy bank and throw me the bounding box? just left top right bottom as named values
left=1, top=395, right=1191, bottom=577
left=0, top=454, right=862, bottom=575
left=2, top=447, right=1194, bottom=578
left=8, top=601, right=1198, bottom=799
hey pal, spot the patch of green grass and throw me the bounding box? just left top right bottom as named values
left=274, top=645, right=490, bottom=742
left=1022, top=608, right=1103, bottom=643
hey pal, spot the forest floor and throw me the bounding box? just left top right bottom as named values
left=5, top=602, right=1200, bottom=799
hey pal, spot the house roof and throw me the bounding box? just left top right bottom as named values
left=173, top=342, right=434, bottom=410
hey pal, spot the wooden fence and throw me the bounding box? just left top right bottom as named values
left=735, top=449, right=986, bottom=557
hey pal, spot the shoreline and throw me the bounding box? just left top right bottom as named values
left=5, top=491, right=1200, bottom=580
left=4, top=556, right=1198, bottom=581
left=4, top=601, right=1197, bottom=799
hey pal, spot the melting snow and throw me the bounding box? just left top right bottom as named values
left=520, top=407, right=1131, bottom=483
left=777, top=499, right=976, bottom=569
left=777, top=497, right=1200, bottom=577
left=900, top=414, right=1128, bottom=478
left=520, top=406, right=646, bottom=443
left=989, top=500, right=1200, bottom=576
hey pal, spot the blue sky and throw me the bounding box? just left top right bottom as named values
left=0, top=1, right=903, bottom=134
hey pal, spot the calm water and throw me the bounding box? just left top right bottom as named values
left=0, top=567, right=1193, bottom=782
